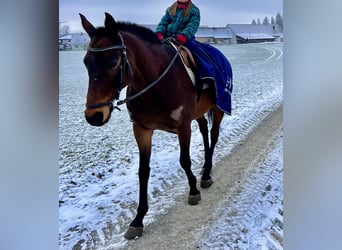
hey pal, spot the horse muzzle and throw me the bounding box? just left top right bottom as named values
left=84, top=102, right=113, bottom=126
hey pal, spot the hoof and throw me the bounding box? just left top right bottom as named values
left=188, top=193, right=201, bottom=205
left=200, top=178, right=214, bottom=188
left=124, top=226, right=143, bottom=240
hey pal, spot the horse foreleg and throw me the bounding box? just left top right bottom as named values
left=178, top=124, right=201, bottom=205
left=124, top=124, right=153, bottom=240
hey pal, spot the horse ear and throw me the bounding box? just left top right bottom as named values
left=79, top=13, right=96, bottom=37
left=104, top=12, right=118, bottom=34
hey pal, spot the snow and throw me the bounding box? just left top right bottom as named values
left=196, top=132, right=283, bottom=249
left=59, top=42, right=283, bottom=249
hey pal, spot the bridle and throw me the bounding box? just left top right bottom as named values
left=85, top=33, right=182, bottom=111
left=86, top=32, right=131, bottom=111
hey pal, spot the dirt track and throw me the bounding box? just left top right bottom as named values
left=123, top=104, right=283, bottom=249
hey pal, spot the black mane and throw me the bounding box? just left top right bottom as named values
left=117, top=22, right=160, bottom=44
left=94, top=21, right=160, bottom=44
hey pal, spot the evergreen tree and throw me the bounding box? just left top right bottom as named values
left=257, top=18, right=261, bottom=25
left=251, top=19, right=257, bottom=25
left=263, top=16, right=270, bottom=25
left=276, top=12, right=283, bottom=30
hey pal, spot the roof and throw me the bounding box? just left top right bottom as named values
left=228, top=24, right=282, bottom=39
left=235, top=33, right=276, bottom=40
left=59, top=34, right=72, bottom=40
left=196, top=27, right=232, bottom=39
left=70, top=33, right=90, bottom=45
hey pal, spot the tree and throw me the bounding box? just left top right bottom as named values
left=276, top=12, right=283, bottom=30
left=59, top=22, right=70, bottom=36
left=271, top=17, right=275, bottom=25
left=263, top=16, right=270, bottom=25
left=251, top=19, right=257, bottom=25
left=257, top=18, right=261, bottom=25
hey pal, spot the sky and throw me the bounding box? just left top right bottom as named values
left=59, top=0, right=283, bottom=32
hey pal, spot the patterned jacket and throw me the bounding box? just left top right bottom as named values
left=156, top=4, right=200, bottom=40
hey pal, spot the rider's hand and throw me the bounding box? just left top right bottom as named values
left=157, top=32, right=164, bottom=41
left=176, top=34, right=187, bottom=44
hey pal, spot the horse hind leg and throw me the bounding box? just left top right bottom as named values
left=196, top=116, right=213, bottom=188
left=178, top=123, right=201, bottom=205
left=199, top=108, right=224, bottom=188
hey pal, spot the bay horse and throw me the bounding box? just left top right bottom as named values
left=80, top=12, right=229, bottom=239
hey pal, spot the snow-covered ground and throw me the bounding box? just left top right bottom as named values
left=59, top=42, right=283, bottom=249
left=196, top=129, right=283, bottom=250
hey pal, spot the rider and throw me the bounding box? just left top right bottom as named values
left=156, top=0, right=233, bottom=114
left=156, top=0, right=200, bottom=45
left=156, top=0, right=215, bottom=96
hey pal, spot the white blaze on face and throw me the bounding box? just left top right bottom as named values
left=170, top=106, right=184, bottom=121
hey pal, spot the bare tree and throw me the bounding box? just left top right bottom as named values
left=59, top=22, right=70, bottom=36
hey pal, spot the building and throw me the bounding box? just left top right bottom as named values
left=59, top=34, right=72, bottom=50
left=59, top=32, right=89, bottom=51
left=195, top=27, right=232, bottom=44
left=143, top=25, right=232, bottom=44
left=70, top=32, right=90, bottom=50
left=143, top=24, right=281, bottom=44
left=227, top=24, right=282, bottom=43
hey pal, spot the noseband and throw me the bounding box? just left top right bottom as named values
left=86, top=32, right=132, bottom=111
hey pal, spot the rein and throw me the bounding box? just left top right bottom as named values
left=86, top=34, right=182, bottom=110
left=117, top=42, right=182, bottom=106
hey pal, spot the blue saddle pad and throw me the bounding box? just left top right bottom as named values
left=185, top=40, right=233, bottom=115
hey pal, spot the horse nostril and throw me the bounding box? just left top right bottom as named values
left=85, top=111, right=104, bottom=126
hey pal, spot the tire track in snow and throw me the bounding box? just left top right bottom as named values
left=243, top=44, right=282, bottom=67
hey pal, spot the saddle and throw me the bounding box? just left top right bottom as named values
left=179, top=46, right=196, bottom=70
left=169, top=41, right=196, bottom=85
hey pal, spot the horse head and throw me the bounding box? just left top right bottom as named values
left=80, top=13, right=127, bottom=126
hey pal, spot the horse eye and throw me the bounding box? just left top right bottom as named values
left=109, top=59, right=119, bottom=68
